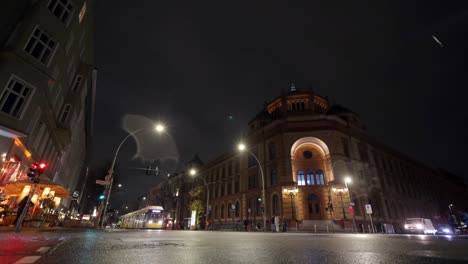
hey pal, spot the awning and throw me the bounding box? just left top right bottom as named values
left=3, top=179, right=70, bottom=198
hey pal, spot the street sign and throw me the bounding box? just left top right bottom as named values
left=96, top=180, right=110, bottom=186
left=365, top=204, right=373, bottom=214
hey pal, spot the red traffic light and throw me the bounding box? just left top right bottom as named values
left=38, top=162, right=47, bottom=169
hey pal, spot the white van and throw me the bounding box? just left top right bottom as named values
left=404, top=218, right=437, bottom=235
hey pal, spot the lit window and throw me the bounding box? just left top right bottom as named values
left=48, top=0, right=74, bottom=24
left=306, top=171, right=315, bottom=185
left=0, top=76, right=34, bottom=118
left=270, top=169, right=277, bottom=186
left=24, top=27, right=57, bottom=65
left=59, top=104, right=71, bottom=123
left=316, top=170, right=325, bottom=185
left=297, top=170, right=305, bottom=186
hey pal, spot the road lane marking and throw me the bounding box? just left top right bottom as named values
left=13, top=256, right=41, bottom=264
left=47, top=238, right=69, bottom=255
left=36, top=247, right=50, bottom=254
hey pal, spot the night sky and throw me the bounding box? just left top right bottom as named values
left=93, top=1, right=468, bottom=208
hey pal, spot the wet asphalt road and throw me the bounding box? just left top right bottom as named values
left=2, top=229, right=468, bottom=264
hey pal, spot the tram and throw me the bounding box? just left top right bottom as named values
left=119, top=206, right=166, bottom=229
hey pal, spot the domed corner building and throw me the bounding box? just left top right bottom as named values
left=193, top=86, right=467, bottom=233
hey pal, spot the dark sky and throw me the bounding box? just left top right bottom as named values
left=94, top=1, right=468, bottom=208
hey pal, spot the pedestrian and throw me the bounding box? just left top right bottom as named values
left=275, top=216, right=280, bottom=232
left=271, top=216, right=276, bottom=232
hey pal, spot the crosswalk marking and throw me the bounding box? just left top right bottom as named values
left=13, top=256, right=41, bottom=264
left=36, top=246, right=51, bottom=254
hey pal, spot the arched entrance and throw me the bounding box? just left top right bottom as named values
left=290, top=137, right=331, bottom=221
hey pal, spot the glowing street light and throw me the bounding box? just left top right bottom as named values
left=142, top=197, right=146, bottom=200
left=189, top=168, right=197, bottom=176
left=237, top=142, right=266, bottom=231
left=117, top=183, right=122, bottom=188
left=155, top=123, right=165, bottom=133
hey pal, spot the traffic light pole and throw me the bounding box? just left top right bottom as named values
left=15, top=183, right=37, bottom=232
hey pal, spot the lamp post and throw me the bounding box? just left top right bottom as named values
left=344, top=177, right=357, bottom=232
left=332, top=187, right=348, bottom=220
left=99, top=122, right=165, bottom=229
left=448, top=204, right=454, bottom=214
left=283, top=187, right=298, bottom=230
left=238, top=143, right=266, bottom=231
left=189, top=168, right=210, bottom=229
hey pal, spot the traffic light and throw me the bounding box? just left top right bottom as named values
left=27, top=162, right=48, bottom=183
left=27, top=163, right=38, bottom=182
left=99, top=194, right=105, bottom=200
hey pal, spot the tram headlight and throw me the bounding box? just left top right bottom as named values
left=148, top=220, right=153, bottom=224
left=158, top=220, right=163, bottom=225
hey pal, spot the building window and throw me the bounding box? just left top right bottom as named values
left=24, top=26, right=57, bottom=65
left=0, top=77, right=34, bottom=118
left=72, top=75, right=83, bottom=91
left=235, top=201, right=240, bottom=217
left=48, top=0, right=74, bottom=24
left=59, top=104, right=71, bottom=123
left=315, top=170, right=324, bottom=185
left=272, top=195, right=280, bottom=215
left=248, top=154, right=257, bottom=168
left=214, top=205, right=218, bottom=219
left=306, top=171, right=315, bottom=185
left=247, top=199, right=253, bottom=216
left=268, top=142, right=276, bottom=160
left=235, top=181, right=239, bottom=193
left=297, top=170, right=305, bottom=186
left=270, top=168, right=277, bottom=186
left=248, top=174, right=257, bottom=190
left=220, top=204, right=224, bottom=219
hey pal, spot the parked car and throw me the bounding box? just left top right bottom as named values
left=404, top=218, right=437, bottom=235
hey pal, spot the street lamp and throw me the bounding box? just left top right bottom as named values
left=332, top=187, right=348, bottom=220
left=99, top=122, right=166, bottom=229
left=189, top=168, right=210, bottom=229
left=344, top=177, right=357, bottom=232
left=237, top=142, right=266, bottom=231
left=117, top=184, right=122, bottom=188
left=283, top=187, right=299, bottom=230
left=449, top=204, right=454, bottom=214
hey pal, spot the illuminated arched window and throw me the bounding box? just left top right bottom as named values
left=306, top=170, right=314, bottom=185
left=316, top=170, right=324, bottom=185
left=297, top=170, right=305, bottom=186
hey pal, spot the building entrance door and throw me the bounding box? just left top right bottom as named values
left=307, top=194, right=321, bottom=220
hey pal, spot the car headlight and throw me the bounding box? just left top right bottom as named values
left=404, top=224, right=408, bottom=229
left=442, top=228, right=451, bottom=234
left=416, top=224, right=423, bottom=229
